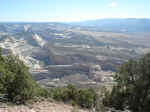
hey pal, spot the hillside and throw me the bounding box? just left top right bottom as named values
left=0, top=48, right=97, bottom=112
left=0, top=19, right=150, bottom=112
left=0, top=20, right=150, bottom=88
left=0, top=101, right=88, bottom=112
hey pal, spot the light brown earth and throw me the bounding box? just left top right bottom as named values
left=0, top=101, right=88, bottom=112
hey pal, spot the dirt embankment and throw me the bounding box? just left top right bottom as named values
left=0, top=101, right=88, bottom=112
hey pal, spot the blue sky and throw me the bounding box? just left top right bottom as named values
left=0, top=0, right=150, bottom=22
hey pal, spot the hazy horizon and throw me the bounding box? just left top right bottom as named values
left=0, top=17, right=150, bottom=23
left=1, top=0, right=150, bottom=22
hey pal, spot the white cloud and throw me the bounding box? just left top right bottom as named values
left=108, top=2, right=118, bottom=8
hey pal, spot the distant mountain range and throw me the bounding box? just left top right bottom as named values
left=70, top=18, right=150, bottom=33
left=1, top=18, right=150, bottom=33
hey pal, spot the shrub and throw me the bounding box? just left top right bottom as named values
left=103, top=53, right=150, bottom=112
left=0, top=52, right=39, bottom=104
left=51, top=84, right=97, bottom=109
left=76, top=88, right=97, bottom=108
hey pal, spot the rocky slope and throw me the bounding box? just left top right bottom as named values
left=0, top=101, right=88, bottom=112
left=0, top=23, right=150, bottom=88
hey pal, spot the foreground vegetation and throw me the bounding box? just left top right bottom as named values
left=103, top=53, right=150, bottom=112
left=1, top=46, right=150, bottom=112
left=0, top=48, right=39, bottom=103
left=40, top=85, right=97, bottom=109
left=0, top=48, right=98, bottom=109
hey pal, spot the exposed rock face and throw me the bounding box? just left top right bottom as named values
left=89, top=64, right=102, bottom=79
left=32, top=34, right=46, bottom=47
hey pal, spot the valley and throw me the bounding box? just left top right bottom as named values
left=0, top=20, right=150, bottom=89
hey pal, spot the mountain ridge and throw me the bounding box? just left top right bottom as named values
left=69, top=18, right=150, bottom=33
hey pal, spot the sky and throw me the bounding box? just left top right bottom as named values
left=0, top=0, right=150, bottom=22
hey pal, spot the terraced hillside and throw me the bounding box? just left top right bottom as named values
left=0, top=21, right=150, bottom=88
